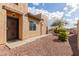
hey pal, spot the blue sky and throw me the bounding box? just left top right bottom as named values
left=28, top=3, right=79, bottom=29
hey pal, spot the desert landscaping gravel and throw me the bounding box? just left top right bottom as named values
left=0, top=34, right=73, bottom=56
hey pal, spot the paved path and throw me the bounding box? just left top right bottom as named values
left=0, top=34, right=73, bottom=56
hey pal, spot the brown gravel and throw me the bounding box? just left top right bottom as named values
left=0, top=34, right=73, bottom=56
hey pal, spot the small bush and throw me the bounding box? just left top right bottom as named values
left=53, top=28, right=59, bottom=33
left=58, top=32, right=67, bottom=41
left=54, top=28, right=66, bottom=34
left=52, top=27, right=68, bottom=42
left=58, top=28, right=66, bottom=32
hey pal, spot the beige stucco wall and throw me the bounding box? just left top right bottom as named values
left=0, top=3, right=28, bottom=44
left=22, top=15, right=29, bottom=39
left=0, top=3, right=47, bottom=44
left=18, top=12, right=48, bottom=39
left=41, top=14, right=48, bottom=35
left=26, top=17, right=41, bottom=38
left=0, top=5, right=6, bottom=44
left=1, top=3, right=28, bottom=14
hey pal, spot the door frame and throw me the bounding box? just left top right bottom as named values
left=7, top=16, right=19, bottom=41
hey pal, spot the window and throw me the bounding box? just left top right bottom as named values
left=29, top=20, right=36, bottom=31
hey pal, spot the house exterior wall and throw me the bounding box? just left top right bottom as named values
left=0, top=5, right=6, bottom=44
left=2, top=3, right=28, bottom=14
left=26, top=17, right=41, bottom=38
left=41, top=14, right=48, bottom=34
left=0, top=3, right=48, bottom=44
left=34, top=14, right=48, bottom=35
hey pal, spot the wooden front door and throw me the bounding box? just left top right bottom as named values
left=7, top=16, right=19, bottom=41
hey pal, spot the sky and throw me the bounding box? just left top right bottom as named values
left=28, top=3, right=79, bottom=29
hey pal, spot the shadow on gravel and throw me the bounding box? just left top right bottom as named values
left=68, top=34, right=79, bottom=56
left=53, top=39, right=64, bottom=42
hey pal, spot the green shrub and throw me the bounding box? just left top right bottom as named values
left=54, top=27, right=66, bottom=34
left=58, top=32, right=67, bottom=41
left=52, top=27, right=68, bottom=42
left=53, top=28, right=59, bottom=33
left=58, top=28, right=66, bottom=32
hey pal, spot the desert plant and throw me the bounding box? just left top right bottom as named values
left=58, top=32, right=67, bottom=41
left=51, top=17, right=68, bottom=42
left=58, top=28, right=66, bottom=33
left=53, top=28, right=59, bottom=33
left=53, top=27, right=66, bottom=34
left=51, top=18, right=68, bottom=28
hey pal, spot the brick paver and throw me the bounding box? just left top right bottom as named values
left=0, top=34, right=73, bottom=56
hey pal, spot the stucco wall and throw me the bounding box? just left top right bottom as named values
left=25, top=17, right=41, bottom=38
left=1, top=3, right=28, bottom=14
left=0, top=5, right=6, bottom=44
left=0, top=3, right=28, bottom=44
left=41, top=14, right=48, bottom=35
left=0, top=3, right=47, bottom=44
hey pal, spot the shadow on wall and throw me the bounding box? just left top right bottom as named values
left=68, top=34, right=79, bottom=56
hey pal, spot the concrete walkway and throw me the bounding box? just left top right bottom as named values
left=6, top=34, right=51, bottom=48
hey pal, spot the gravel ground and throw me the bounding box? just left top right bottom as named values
left=0, top=34, right=73, bottom=56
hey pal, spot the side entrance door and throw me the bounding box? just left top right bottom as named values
left=7, top=16, right=19, bottom=41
